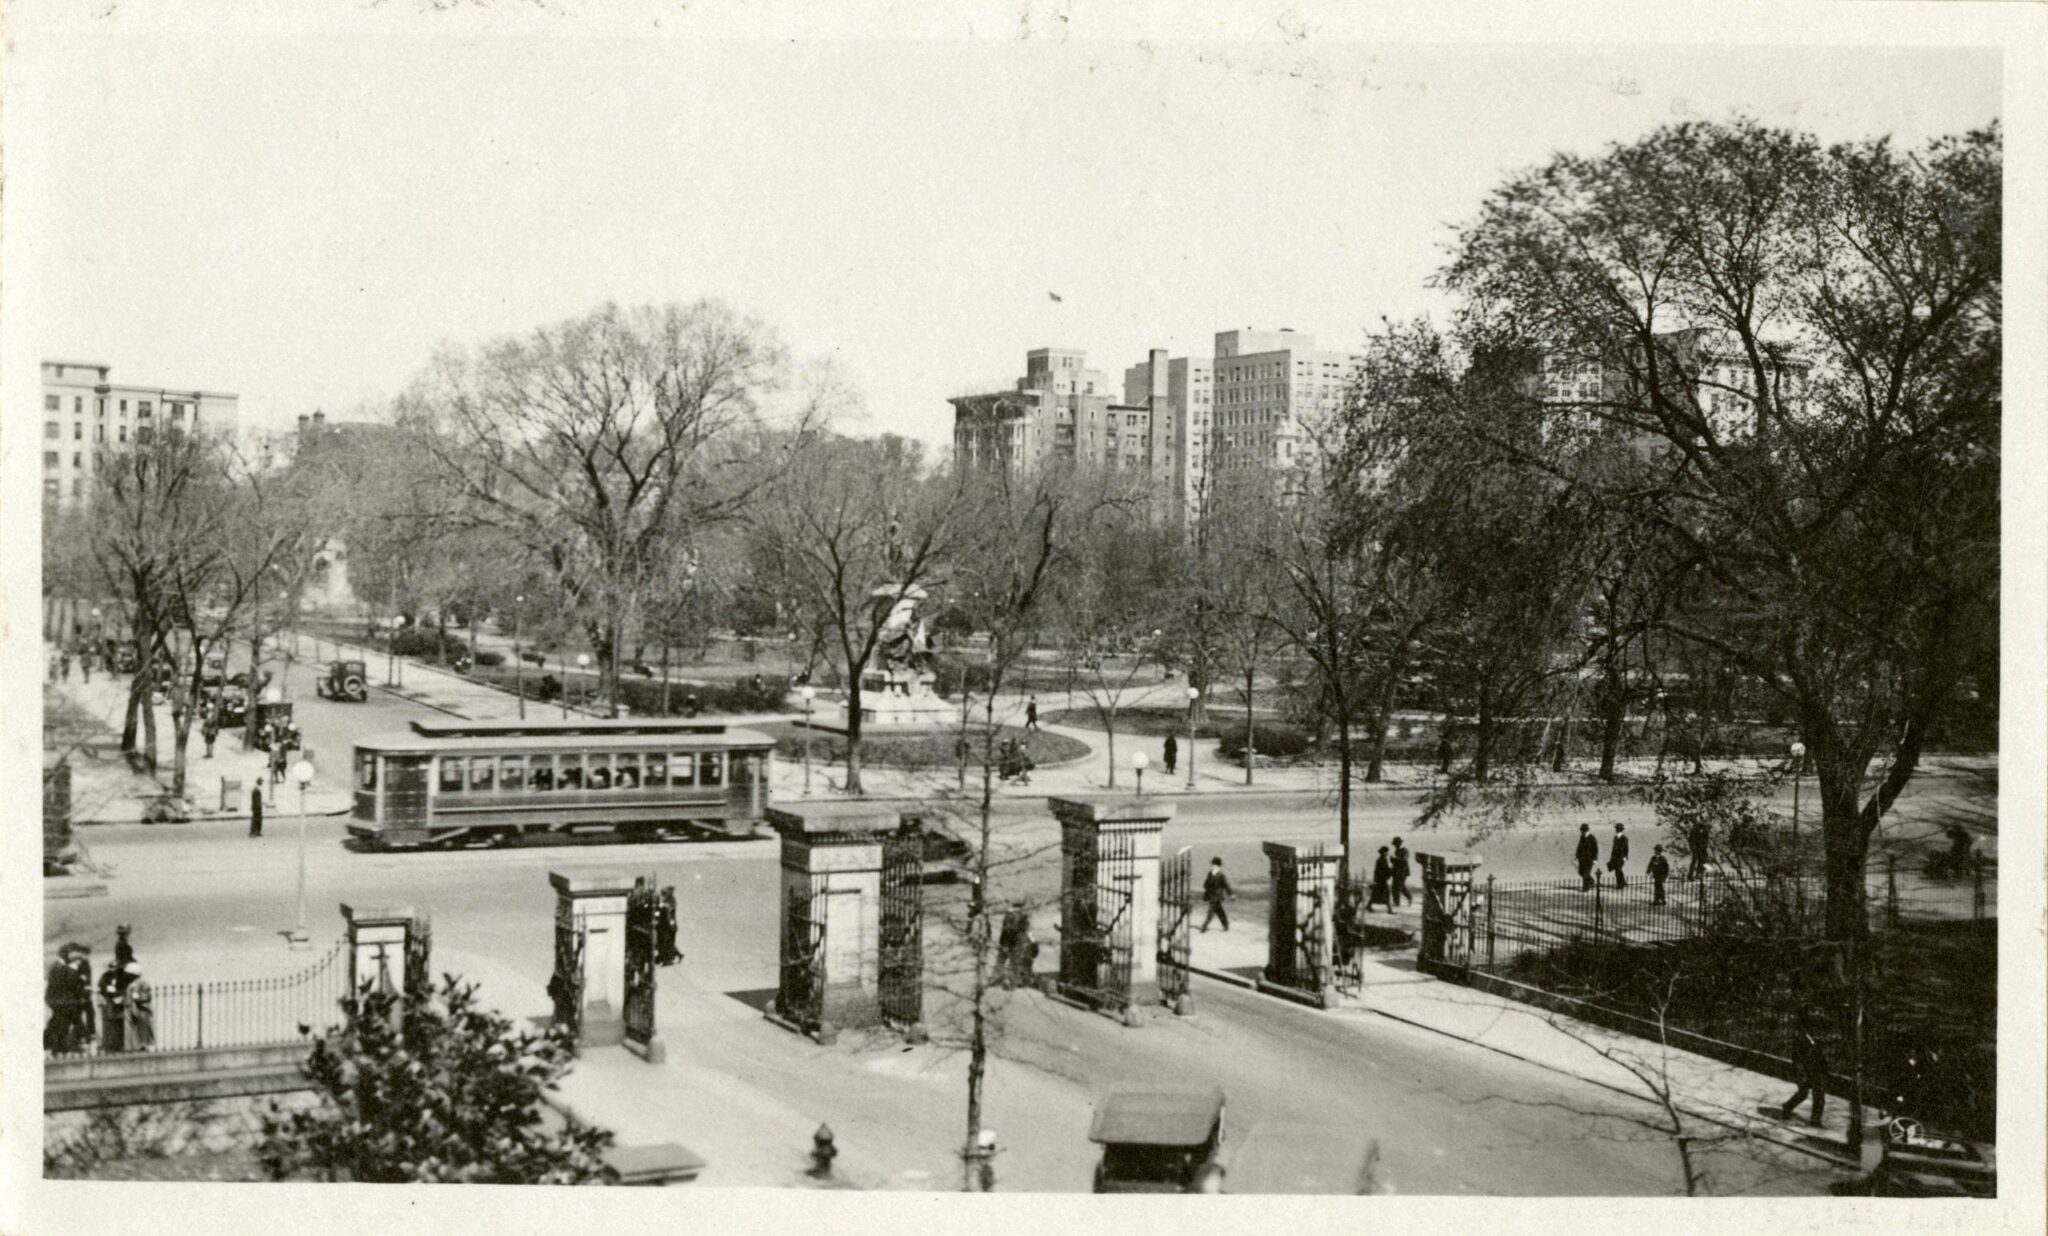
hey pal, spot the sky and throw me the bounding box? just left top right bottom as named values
left=6, top=23, right=2003, bottom=453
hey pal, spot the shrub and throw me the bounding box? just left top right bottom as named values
left=474, top=651, right=505, bottom=668
left=1217, top=721, right=1315, bottom=760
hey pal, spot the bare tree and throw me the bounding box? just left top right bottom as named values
left=754, top=433, right=968, bottom=793
left=402, top=301, right=832, bottom=715
left=1048, top=505, right=1176, bottom=790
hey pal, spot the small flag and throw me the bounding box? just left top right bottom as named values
left=1049, top=291, right=1063, bottom=303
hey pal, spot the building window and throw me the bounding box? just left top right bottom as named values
left=72, top=479, right=83, bottom=497
left=44, top=479, right=59, bottom=497
left=95, top=424, right=105, bottom=443
left=139, top=401, right=152, bottom=416
left=73, top=452, right=82, bottom=468
left=44, top=451, right=59, bottom=468
left=45, top=394, right=60, bottom=411
left=73, top=422, right=83, bottom=440
left=118, top=426, right=127, bottom=443
left=119, top=400, right=128, bottom=413
left=45, top=421, right=59, bottom=439
left=74, top=396, right=83, bottom=413
left=171, top=404, right=186, bottom=421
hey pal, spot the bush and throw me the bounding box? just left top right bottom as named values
left=1217, top=721, right=1316, bottom=761
left=474, top=651, right=505, bottom=668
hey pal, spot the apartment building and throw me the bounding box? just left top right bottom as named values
left=1207, top=329, right=1363, bottom=476
left=38, top=359, right=240, bottom=505
left=950, top=347, right=1173, bottom=493
left=1533, top=328, right=1809, bottom=442
left=1122, top=350, right=1212, bottom=525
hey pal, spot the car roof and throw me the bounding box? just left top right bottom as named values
left=1088, top=1086, right=1225, bottom=1146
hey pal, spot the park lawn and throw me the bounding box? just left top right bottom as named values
left=758, top=722, right=1089, bottom=773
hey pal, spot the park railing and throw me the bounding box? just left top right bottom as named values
left=45, top=939, right=348, bottom=1060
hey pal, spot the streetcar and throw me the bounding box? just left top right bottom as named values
left=349, top=718, right=776, bottom=850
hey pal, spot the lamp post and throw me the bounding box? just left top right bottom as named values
left=1185, top=686, right=1200, bottom=791
left=1132, top=750, right=1149, bottom=798
left=801, top=685, right=818, bottom=797
left=1790, top=740, right=1807, bottom=910
left=288, top=758, right=315, bottom=949
left=512, top=596, right=526, bottom=720
left=576, top=653, right=592, bottom=716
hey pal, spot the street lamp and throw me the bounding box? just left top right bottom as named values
left=801, top=686, right=818, bottom=796
left=288, top=758, right=315, bottom=949
left=1185, top=686, right=1200, bottom=791
left=576, top=653, right=592, bottom=715
left=1132, top=750, right=1149, bottom=797
left=512, top=596, right=526, bottom=720
left=1790, top=740, right=1807, bottom=902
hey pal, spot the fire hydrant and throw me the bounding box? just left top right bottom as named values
left=809, top=1124, right=837, bottom=1178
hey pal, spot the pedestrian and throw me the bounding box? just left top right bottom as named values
left=997, top=903, right=1033, bottom=989
left=1648, top=845, right=1671, bottom=905
left=250, top=786, right=264, bottom=838
left=61, top=651, right=73, bottom=682
left=657, top=886, right=683, bottom=966
left=202, top=711, right=219, bottom=759
left=1778, top=1008, right=1830, bottom=1126
left=1369, top=846, right=1393, bottom=912
left=1686, top=819, right=1710, bottom=881
left=96, top=959, right=130, bottom=1054
left=1390, top=838, right=1412, bottom=907
left=685, top=690, right=700, bottom=718
left=1025, top=696, right=1040, bottom=733
left=49, top=653, right=60, bottom=684
left=1435, top=730, right=1454, bottom=774
left=123, top=962, right=156, bottom=1052
left=270, top=743, right=286, bottom=786
left=1163, top=733, right=1178, bottom=777
left=1575, top=823, right=1600, bottom=891
left=114, top=924, right=135, bottom=970
left=1608, top=823, right=1630, bottom=889
left=66, top=948, right=97, bottom=1052
left=45, top=950, right=81, bottom=1053
left=81, top=649, right=93, bottom=683
left=1199, top=857, right=1234, bottom=932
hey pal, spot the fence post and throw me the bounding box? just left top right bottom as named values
left=1593, top=875, right=1604, bottom=936
left=1972, top=856, right=1985, bottom=921
left=196, top=985, right=205, bottom=1050
left=1886, top=855, right=1899, bottom=928
left=1486, top=874, right=1496, bottom=968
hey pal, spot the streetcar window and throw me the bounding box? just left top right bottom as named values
left=470, top=757, right=495, bottom=793
left=530, top=756, right=555, bottom=792
left=616, top=753, right=641, bottom=789
left=672, top=752, right=696, bottom=785
left=500, top=755, right=525, bottom=791
left=702, top=752, right=724, bottom=785
left=357, top=752, right=378, bottom=790
left=644, top=753, right=667, bottom=787
left=587, top=755, right=612, bottom=791
left=439, top=759, right=465, bottom=792
left=558, top=754, right=584, bottom=790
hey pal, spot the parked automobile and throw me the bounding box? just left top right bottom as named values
left=314, top=660, right=371, bottom=702
left=1090, top=1086, right=1226, bottom=1194
left=1201, top=1122, right=1384, bottom=1194
left=899, top=815, right=979, bottom=885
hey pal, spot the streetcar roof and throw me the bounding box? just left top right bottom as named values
left=355, top=725, right=775, bottom=754
left=407, top=718, right=749, bottom=739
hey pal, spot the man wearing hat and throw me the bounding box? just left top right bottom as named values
left=45, top=946, right=89, bottom=1053
left=123, top=961, right=157, bottom=1051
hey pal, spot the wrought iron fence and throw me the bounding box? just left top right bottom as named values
left=46, top=939, right=348, bottom=1059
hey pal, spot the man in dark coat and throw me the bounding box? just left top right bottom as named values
left=97, top=960, right=130, bottom=1053
left=1779, top=1008, right=1831, bottom=1126
left=1575, top=824, right=1600, bottom=891
left=250, top=786, right=264, bottom=838
left=1390, top=839, right=1413, bottom=907
left=45, top=950, right=84, bottom=1052
left=1608, top=823, right=1631, bottom=889
left=1199, top=857, right=1233, bottom=932
left=1369, top=846, right=1393, bottom=912
left=202, top=710, right=220, bottom=758
left=1686, top=819, right=1710, bottom=880
left=66, top=949, right=97, bottom=1050
left=1648, top=845, right=1672, bottom=905
left=1163, top=734, right=1178, bottom=777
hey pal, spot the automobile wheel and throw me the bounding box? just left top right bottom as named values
left=343, top=676, right=366, bottom=700
left=1886, top=1116, right=1921, bottom=1145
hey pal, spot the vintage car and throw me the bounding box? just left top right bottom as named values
left=1089, top=1085, right=1226, bottom=1194
left=315, top=659, right=371, bottom=702
left=1200, top=1122, right=1385, bottom=1194
left=899, top=815, right=979, bottom=885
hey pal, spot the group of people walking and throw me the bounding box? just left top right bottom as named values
left=43, top=927, right=154, bottom=1056
left=1574, top=823, right=1683, bottom=904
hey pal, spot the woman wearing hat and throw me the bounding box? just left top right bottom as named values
left=123, top=962, right=156, bottom=1051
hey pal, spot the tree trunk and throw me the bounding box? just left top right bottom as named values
left=1818, top=765, right=1871, bottom=943
left=1244, top=665, right=1257, bottom=786
left=1473, top=681, right=1495, bottom=783
left=844, top=674, right=865, bottom=796
left=1598, top=676, right=1625, bottom=782
left=1365, top=671, right=1396, bottom=784
left=122, top=670, right=144, bottom=751
left=139, top=664, right=159, bottom=774
left=1335, top=692, right=1354, bottom=874
left=660, top=639, right=671, bottom=715
left=1103, top=711, right=1117, bottom=790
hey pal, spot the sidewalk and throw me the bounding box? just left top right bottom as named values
left=1182, top=903, right=1864, bottom=1169
left=44, top=645, right=349, bottom=826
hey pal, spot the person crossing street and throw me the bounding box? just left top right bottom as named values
left=1199, top=857, right=1234, bottom=932
left=1163, top=733, right=1178, bottom=777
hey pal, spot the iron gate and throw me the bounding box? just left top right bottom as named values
left=1158, top=846, right=1193, bottom=1008
left=778, top=881, right=826, bottom=1031
left=879, top=827, right=925, bottom=1028
left=1059, top=828, right=1135, bottom=1012
left=1420, top=854, right=1476, bottom=973
left=624, top=879, right=660, bottom=1050
left=550, top=910, right=587, bottom=1038
left=1267, top=844, right=1332, bottom=995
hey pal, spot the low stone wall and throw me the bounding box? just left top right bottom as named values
left=45, top=1090, right=323, bottom=1175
